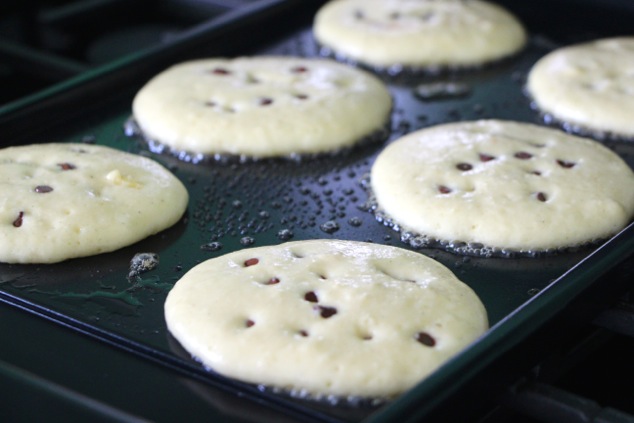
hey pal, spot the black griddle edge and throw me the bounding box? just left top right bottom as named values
left=1, top=223, right=632, bottom=422
left=0, top=0, right=322, bottom=142
left=368, top=224, right=634, bottom=423
left=1, top=1, right=634, bottom=422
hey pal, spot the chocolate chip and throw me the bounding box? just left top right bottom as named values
left=57, top=163, right=76, bottom=170
left=479, top=153, right=496, bottom=162
left=530, top=170, right=542, bottom=176
left=557, top=159, right=576, bottom=168
left=298, top=330, right=309, bottom=337
left=210, top=67, right=231, bottom=75
left=514, top=151, right=533, bottom=160
left=315, top=305, right=337, bottom=318
left=290, top=66, right=308, bottom=73
left=259, top=97, right=273, bottom=106
left=294, top=94, right=309, bottom=100
left=245, top=319, right=255, bottom=328
left=415, top=332, right=436, bottom=347
left=304, top=291, right=318, bottom=303
left=34, top=185, right=53, bottom=193
left=438, top=185, right=452, bottom=194
left=266, top=277, right=280, bottom=285
left=244, top=258, right=259, bottom=267
left=456, top=163, right=473, bottom=171
left=536, top=192, right=548, bottom=202
left=12, top=211, right=24, bottom=228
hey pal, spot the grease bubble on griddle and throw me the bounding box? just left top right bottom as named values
left=511, top=70, right=525, bottom=83
left=320, top=220, right=340, bottom=234
left=527, top=288, right=541, bottom=296
left=240, top=236, right=255, bottom=246
left=128, top=252, right=159, bottom=281
left=408, top=236, right=430, bottom=249
left=201, top=242, right=223, bottom=252
left=414, top=82, right=471, bottom=101
left=447, top=109, right=461, bottom=119
left=348, top=216, right=363, bottom=227
left=392, top=119, right=411, bottom=136
left=472, top=103, right=485, bottom=115
left=80, top=134, right=96, bottom=144
left=277, top=228, right=294, bottom=240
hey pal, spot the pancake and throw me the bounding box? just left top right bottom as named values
left=0, top=143, right=188, bottom=263
left=313, top=0, right=527, bottom=71
left=164, top=239, right=488, bottom=399
left=527, top=37, right=634, bottom=138
left=370, top=120, right=634, bottom=254
left=132, top=56, right=392, bottom=160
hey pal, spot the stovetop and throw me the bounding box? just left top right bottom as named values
left=0, top=0, right=255, bottom=106
left=1, top=1, right=633, bottom=422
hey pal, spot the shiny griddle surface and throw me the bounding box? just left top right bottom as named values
left=0, top=1, right=633, bottom=422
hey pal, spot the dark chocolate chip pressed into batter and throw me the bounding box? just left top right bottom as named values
left=514, top=151, right=533, bottom=160
left=34, top=185, right=53, bottom=193
left=438, top=185, right=452, bottom=194
left=210, top=67, right=231, bottom=75
left=479, top=153, right=496, bottom=162
left=557, top=159, right=576, bottom=168
left=244, top=258, right=259, bottom=267
left=57, top=163, right=76, bottom=170
left=315, top=305, right=337, bottom=318
left=12, top=211, right=24, bottom=228
left=304, top=291, right=319, bottom=303
left=290, top=66, right=309, bottom=74
left=415, top=331, right=436, bottom=347
left=266, top=277, right=280, bottom=285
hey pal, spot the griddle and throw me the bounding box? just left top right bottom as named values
left=0, top=1, right=633, bottom=422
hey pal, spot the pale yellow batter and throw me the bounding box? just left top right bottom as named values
left=165, top=239, right=488, bottom=398
left=0, top=143, right=188, bottom=263
left=313, top=0, right=527, bottom=69
left=371, top=120, right=634, bottom=252
left=527, top=37, right=634, bottom=138
left=132, top=56, right=392, bottom=158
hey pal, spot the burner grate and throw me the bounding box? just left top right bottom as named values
left=484, top=292, right=634, bottom=423
left=0, top=0, right=254, bottom=104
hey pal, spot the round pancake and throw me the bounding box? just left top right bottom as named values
left=313, top=0, right=527, bottom=70
left=164, top=239, right=488, bottom=399
left=0, top=143, right=188, bottom=264
left=370, top=120, right=634, bottom=253
left=527, top=37, right=634, bottom=138
left=132, top=56, right=392, bottom=159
